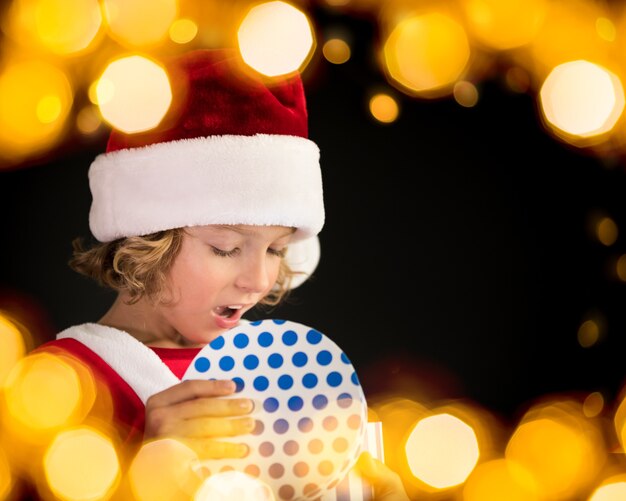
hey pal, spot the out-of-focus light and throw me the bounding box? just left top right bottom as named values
left=323, top=38, right=351, bottom=64
left=4, top=353, right=86, bottom=434
left=194, top=471, right=275, bottom=501
left=369, top=93, right=399, bottom=123
left=383, top=12, right=470, bottom=98
left=96, top=55, right=172, bottom=134
left=405, top=413, right=479, bottom=489
left=595, top=216, right=619, bottom=245
left=460, top=0, right=547, bottom=50
left=76, top=104, right=103, bottom=135
left=6, top=0, right=103, bottom=54
left=102, top=0, right=177, bottom=47
left=527, top=0, right=613, bottom=78
left=596, top=17, right=616, bottom=42
left=44, top=426, right=120, bottom=501
left=0, top=446, right=12, bottom=500
left=578, top=319, right=600, bottom=348
left=589, top=475, right=626, bottom=500
left=539, top=60, right=624, bottom=141
left=453, top=81, right=479, bottom=107
left=0, top=313, right=26, bottom=388
left=583, top=392, right=605, bottom=418
left=462, top=458, right=540, bottom=501
left=237, top=1, right=315, bottom=77
left=612, top=390, right=626, bottom=452
left=505, top=66, right=531, bottom=93
left=505, top=404, right=606, bottom=499
left=169, top=18, right=198, bottom=44
left=616, top=254, right=626, bottom=281
left=0, top=60, right=72, bottom=163
left=129, top=439, right=199, bottom=501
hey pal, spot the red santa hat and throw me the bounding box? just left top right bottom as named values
left=88, top=48, right=324, bottom=288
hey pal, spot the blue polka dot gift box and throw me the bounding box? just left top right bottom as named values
left=183, top=319, right=370, bottom=501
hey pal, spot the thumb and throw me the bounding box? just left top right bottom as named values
left=355, top=452, right=410, bottom=501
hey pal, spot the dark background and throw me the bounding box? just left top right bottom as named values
left=3, top=8, right=626, bottom=428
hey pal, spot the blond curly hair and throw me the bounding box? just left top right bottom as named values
left=69, top=228, right=295, bottom=306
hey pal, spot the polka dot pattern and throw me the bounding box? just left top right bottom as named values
left=183, top=319, right=368, bottom=500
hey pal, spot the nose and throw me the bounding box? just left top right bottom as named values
left=235, top=253, right=271, bottom=294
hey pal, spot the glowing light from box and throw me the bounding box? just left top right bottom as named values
left=102, top=0, right=177, bottom=47
left=462, top=458, right=540, bottom=501
left=540, top=60, right=624, bottom=141
left=0, top=314, right=25, bottom=388
left=0, top=60, right=72, bottom=161
left=129, top=439, right=199, bottom=501
left=577, top=319, right=600, bottom=348
left=505, top=411, right=606, bottom=499
left=589, top=476, right=626, bottom=501
left=369, top=93, right=399, bottom=123
left=6, top=0, right=102, bottom=54
left=4, top=353, right=84, bottom=433
left=169, top=18, right=198, bottom=44
left=594, top=216, right=619, bottom=245
left=383, top=12, right=470, bottom=97
left=194, top=471, right=275, bottom=501
left=460, top=0, right=547, bottom=50
left=96, top=55, right=172, bottom=134
left=405, top=413, right=479, bottom=489
left=323, top=38, right=351, bottom=64
left=237, top=1, right=315, bottom=77
left=44, top=427, right=120, bottom=500
left=453, top=81, right=479, bottom=107
left=0, top=446, right=12, bottom=500
left=583, top=392, right=605, bottom=418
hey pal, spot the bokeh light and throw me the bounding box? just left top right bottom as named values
left=194, top=471, right=275, bottom=501
left=589, top=475, right=626, bottom=501
left=323, top=38, right=351, bottom=64
left=462, top=458, right=540, bottom=501
left=169, top=18, right=198, bottom=44
left=594, top=215, right=619, bottom=246
left=3, top=352, right=93, bottom=436
left=539, top=60, right=625, bottom=142
left=578, top=319, right=601, bottom=348
left=0, top=59, right=73, bottom=163
left=383, top=12, right=471, bottom=98
left=583, top=392, right=605, bottom=418
left=96, top=55, right=172, bottom=134
left=505, top=401, right=606, bottom=499
left=5, top=0, right=103, bottom=54
left=102, top=0, right=177, bottom=47
left=369, top=93, right=399, bottom=123
left=0, top=313, right=26, bottom=388
left=453, top=80, right=479, bottom=107
left=460, top=0, right=547, bottom=50
left=405, top=412, right=480, bottom=489
left=128, top=439, right=200, bottom=501
left=237, top=1, right=315, bottom=77
left=0, top=446, right=12, bottom=501
left=43, top=426, right=120, bottom=501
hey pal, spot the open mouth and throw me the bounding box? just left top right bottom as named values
left=214, top=305, right=243, bottom=318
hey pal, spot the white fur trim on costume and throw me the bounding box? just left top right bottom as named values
left=89, top=134, right=324, bottom=243
left=57, top=323, right=179, bottom=403
left=284, top=235, right=320, bottom=289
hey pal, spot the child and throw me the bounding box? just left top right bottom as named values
left=34, top=48, right=409, bottom=500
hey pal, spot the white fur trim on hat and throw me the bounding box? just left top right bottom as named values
left=88, top=133, right=324, bottom=243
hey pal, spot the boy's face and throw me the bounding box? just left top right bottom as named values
left=154, top=224, right=293, bottom=346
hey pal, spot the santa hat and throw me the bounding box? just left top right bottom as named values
left=88, top=48, right=324, bottom=288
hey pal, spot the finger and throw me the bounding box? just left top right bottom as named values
left=175, top=416, right=256, bottom=438
left=185, top=438, right=250, bottom=460
left=174, top=396, right=254, bottom=420
left=147, top=379, right=236, bottom=409
left=356, top=452, right=409, bottom=501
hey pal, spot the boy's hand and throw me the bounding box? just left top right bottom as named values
left=144, top=379, right=255, bottom=459
left=356, top=452, right=411, bottom=501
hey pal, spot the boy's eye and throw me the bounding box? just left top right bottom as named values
left=211, top=246, right=239, bottom=257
